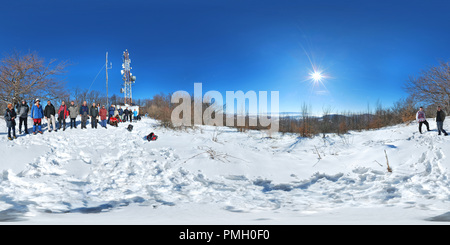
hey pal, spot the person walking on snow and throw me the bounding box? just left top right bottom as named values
left=416, top=106, right=430, bottom=134
left=57, top=101, right=70, bottom=131
left=436, top=106, right=448, bottom=136
left=4, top=103, right=17, bottom=140
left=30, top=99, right=44, bottom=134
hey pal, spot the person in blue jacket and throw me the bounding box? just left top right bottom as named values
left=108, top=104, right=115, bottom=123
left=133, top=109, right=138, bottom=120
left=30, top=98, right=44, bottom=134
left=79, top=101, right=89, bottom=129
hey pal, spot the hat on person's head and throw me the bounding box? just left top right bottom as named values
left=35, top=98, right=40, bottom=102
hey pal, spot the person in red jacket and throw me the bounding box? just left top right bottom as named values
left=99, top=105, right=108, bottom=128
left=109, top=115, right=119, bottom=127
left=57, top=101, right=70, bottom=131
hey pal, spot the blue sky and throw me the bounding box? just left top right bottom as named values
left=1, top=0, right=450, bottom=114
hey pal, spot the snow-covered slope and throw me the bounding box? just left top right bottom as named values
left=0, top=117, right=449, bottom=224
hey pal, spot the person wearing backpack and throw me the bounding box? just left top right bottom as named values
left=436, top=106, right=448, bottom=136
left=416, top=107, right=430, bottom=134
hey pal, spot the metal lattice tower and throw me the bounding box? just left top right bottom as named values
left=121, top=49, right=136, bottom=105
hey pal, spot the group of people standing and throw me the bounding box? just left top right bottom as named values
left=4, top=98, right=140, bottom=140
left=416, top=106, right=448, bottom=136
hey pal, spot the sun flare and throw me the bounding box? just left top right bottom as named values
left=310, top=71, right=324, bottom=82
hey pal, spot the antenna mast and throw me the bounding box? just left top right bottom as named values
left=121, top=49, right=136, bottom=105
left=105, top=52, right=112, bottom=106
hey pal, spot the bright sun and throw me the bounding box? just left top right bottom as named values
left=310, top=71, right=324, bottom=82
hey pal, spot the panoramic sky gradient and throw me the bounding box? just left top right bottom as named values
left=1, top=0, right=450, bottom=114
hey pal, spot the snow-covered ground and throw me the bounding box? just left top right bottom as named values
left=0, top=117, right=449, bottom=224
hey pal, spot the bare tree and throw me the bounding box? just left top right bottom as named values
left=74, top=87, right=89, bottom=105
left=0, top=50, right=69, bottom=105
left=299, top=103, right=316, bottom=138
left=404, top=61, right=450, bottom=110
left=319, top=105, right=333, bottom=137
left=110, top=94, right=118, bottom=106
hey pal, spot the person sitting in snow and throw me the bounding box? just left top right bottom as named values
left=436, top=106, right=448, bottom=136
left=416, top=106, right=430, bottom=134
left=110, top=115, right=119, bottom=127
